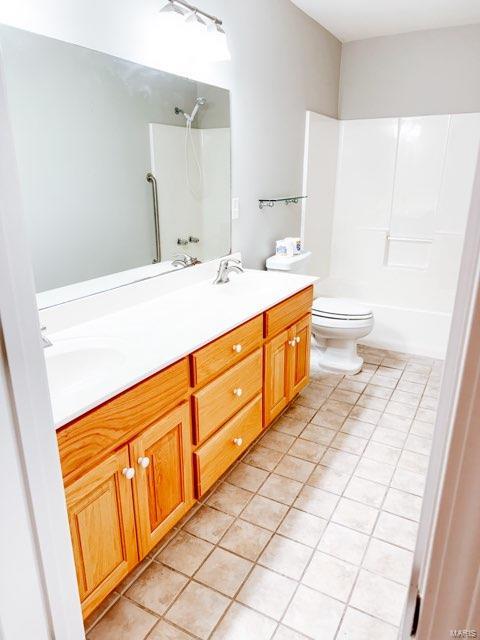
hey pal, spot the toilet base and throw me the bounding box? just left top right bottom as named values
left=313, top=334, right=364, bottom=375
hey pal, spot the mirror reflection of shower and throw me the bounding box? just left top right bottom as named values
left=175, top=97, right=207, bottom=199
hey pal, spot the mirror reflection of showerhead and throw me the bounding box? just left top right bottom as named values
left=174, top=97, right=207, bottom=199
left=190, top=96, right=206, bottom=123
left=174, top=97, right=207, bottom=124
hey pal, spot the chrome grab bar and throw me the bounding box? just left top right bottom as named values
left=146, top=172, right=161, bottom=264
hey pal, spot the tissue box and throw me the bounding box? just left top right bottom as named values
left=285, top=237, right=302, bottom=255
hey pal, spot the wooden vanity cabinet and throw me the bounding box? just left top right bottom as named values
left=57, top=285, right=314, bottom=620
left=64, top=402, right=193, bottom=618
left=57, top=358, right=190, bottom=485
left=290, top=313, right=312, bottom=397
left=263, top=288, right=313, bottom=426
left=194, top=395, right=263, bottom=497
left=263, top=316, right=312, bottom=426
left=191, top=315, right=263, bottom=387
left=65, top=446, right=138, bottom=618
left=192, top=348, right=263, bottom=444
left=263, top=329, right=291, bottom=425
left=130, top=402, right=193, bottom=558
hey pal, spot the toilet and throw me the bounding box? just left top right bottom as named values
left=266, top=251, right=374, bottom=375
left=310, top=297, right=374, bottom=375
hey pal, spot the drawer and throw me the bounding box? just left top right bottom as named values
left=192, top=348, right=263, bottom=444
left=191, top=315, right=263, bottom=388
left=57, top=358, right=190, bottom=484
left=264, top=286, right=313, bottom=338
left=194, top=395, right=262, bottom=497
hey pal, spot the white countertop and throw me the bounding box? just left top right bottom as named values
left=46, top=269, right=317, bottom=429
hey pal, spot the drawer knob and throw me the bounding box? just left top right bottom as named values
left=232, top=344, right=243, bottom=353
left=233, top=388, right=243, bottom=397
left=295, top=336, right=301, bottom=344
left=137, top=456, right=150, bottom=469
left=122, top=467, right=135, bottom=480
left=233, top=437, right=243, bottom=447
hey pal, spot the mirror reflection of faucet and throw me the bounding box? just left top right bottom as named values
left=40, top=326, right=53, bottom=348
left=177, top=236, right=200, bottom=245
left=171, top=253, right=200, bottom=268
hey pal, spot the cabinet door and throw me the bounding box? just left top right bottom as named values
left=263, top=329, right=290, bottom=426
left=65, top=446, right=138, bottom=618
left=130, top=402, right=193, bottom=558
left=290, top=314, right=312, bottom=397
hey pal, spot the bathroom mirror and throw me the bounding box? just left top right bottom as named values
left=0, top=24, right=231, bottom=304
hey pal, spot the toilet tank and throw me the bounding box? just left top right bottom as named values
left=265, top=251, right=312, bottom=274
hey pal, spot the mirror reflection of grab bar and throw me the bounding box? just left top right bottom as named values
left=146, top=172, right=161, bottom=263
left=387, top=235, right=433, bottom=244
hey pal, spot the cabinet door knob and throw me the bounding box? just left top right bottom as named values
left=288, top=339, right=296, bottom=347
left=232, top=344, right=242, bottom=353
left=295, top=336, right=301, bottom=344
left=233, top=388, right=243, bottom=397
left=233, top=437, right=243, bottom=447
left=137, top=456, right=150, bottom=469
left=122, top=467, right=135, bottom=480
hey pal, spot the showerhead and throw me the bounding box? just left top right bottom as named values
left=189, top=97, right=207, bottom=123
left=175, top=97, right=207, bottom=124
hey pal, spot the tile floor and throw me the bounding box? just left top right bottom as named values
left=85, top=343, right=442, bottom=640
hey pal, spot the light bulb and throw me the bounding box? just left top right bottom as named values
left=159, top=0, right=185, bottom=16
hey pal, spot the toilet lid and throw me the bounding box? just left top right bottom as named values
left=312, top=297, right=373, bottom=320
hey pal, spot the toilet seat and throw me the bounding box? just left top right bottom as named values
left=312, top=297, right=373, bottom=321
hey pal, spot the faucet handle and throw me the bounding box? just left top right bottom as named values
left=223, top=257, right=243, bottom=268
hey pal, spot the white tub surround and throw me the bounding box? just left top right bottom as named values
left=301, top=112, right=339, bottom=280
left=303, top=111, right=480, bottom=357
left=42, top=266, right=317, bottom=428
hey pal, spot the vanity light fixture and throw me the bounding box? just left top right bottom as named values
left=159, top=0, right=231, bottom=61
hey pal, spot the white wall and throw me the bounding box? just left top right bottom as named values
left=301, top=112, right=339, bottom=281
left=0, top=0, right=341, bottom=271
left=340, top=23, right=480, bottom=120
left=310, top=113, right=480, bottom=357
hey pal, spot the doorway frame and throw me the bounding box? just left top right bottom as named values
left=401, top=153, right=480, bottom=637
left=0, top=53, right=84, bottom=638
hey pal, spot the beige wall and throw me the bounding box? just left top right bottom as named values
left=339, top=23, right=480, bottom=120
left=0, top=0, right=342, bottom=270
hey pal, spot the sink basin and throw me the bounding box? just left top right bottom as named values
left=45, top=337, right=129, bottom=395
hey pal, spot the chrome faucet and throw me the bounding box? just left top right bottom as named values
left=213, top=257, right=244, bottom=284
left=171, top=253, right=200, bottom=268
left=40, top=326, right=52, bottom=348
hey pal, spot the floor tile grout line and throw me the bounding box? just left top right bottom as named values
left=330, top=349, right=435, bottom=635
left=87, top=344, right=440, bottom=637
left=167, top=504, right=417, bottom=588
left=308, top=350, right=429, bottom=634
left=273, top=359, right=384, bottom=637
